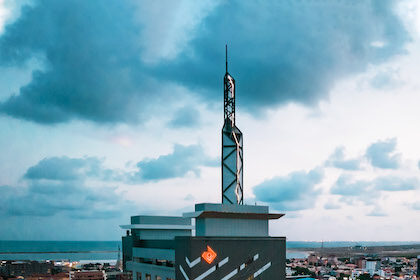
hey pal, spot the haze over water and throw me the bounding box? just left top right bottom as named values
left=0, top=241, right=418, bottom=261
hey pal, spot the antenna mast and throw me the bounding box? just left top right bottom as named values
left=222, top=45, right=244, bottom=205
left=226, top=44, right=228, bottom=73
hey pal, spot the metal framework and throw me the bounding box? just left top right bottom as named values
left=222, top=45, right=243, bottom=205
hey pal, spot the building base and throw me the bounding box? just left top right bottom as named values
left=175, top=236, right=286, bottom=280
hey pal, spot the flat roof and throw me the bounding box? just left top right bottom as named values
left=183, top=211, right=284, bottom=220
left=120, top=224, right=194, bottom=230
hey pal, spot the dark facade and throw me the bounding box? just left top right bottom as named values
left=0, top=261, right=54, bottom=277
left=70, top=271, right=105, bottom=280
left=122, top=231, right=134, bottom=271
left=175, top=236, right=286, bottom=280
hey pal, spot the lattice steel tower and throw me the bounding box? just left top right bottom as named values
left=222, top=45, right=243, bottom=205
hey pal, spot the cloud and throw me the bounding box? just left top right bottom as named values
left=0, top=0, right=409, bottom=124
left=325, top=147, right=362, bottom=170
left=23, top=146, right=217, bottom=186
left=132, top=144, right=217, bottom=181
left=411, top=202, right=420, bottom=210
left=324, top=200, right=341, bottom=210
left=158, top=0, right=409, bottom=112
left=370, top=69, right=401, bottom=90
left=253, top=167, right=324, bottom=211
left=0, top=0, right=155, bottom=124
left=330, top=174, right=370, bottom=196
left=367, top=206, right=387, bottom=217
left=24, top=156, right=101, bottom=180
left=373, top=176, right=419, bottom=191
left=0, top=183, right=129, bottom=218
left=330, top=174, right=379, bottom=205
left=365, top=138, right=400, bottom=169
left=183, top=194, right=195, bottom=201
left=0, top=156, right=134, bottom=218
left=24, top=156, right=123, bottom=181
left=168, top=106, right=200, bottom=128
left=330, top=174, right=419, bottom=205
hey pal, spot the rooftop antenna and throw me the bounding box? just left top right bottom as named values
left=226, top=44, right=228, bottom=73
left=222, top=45, right=243, bottom=205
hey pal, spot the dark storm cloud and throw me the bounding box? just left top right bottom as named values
left=253, top=167, right=324, bottom=211
left=365, top=138, right=400, bottom=169
left=0, top=0, right=152, bottom=124
left=159, top=0, right=409, bottom=112
left=325, top=147, right=362, bottom=170
left=0, top=0, right=410, bottom=124
left=132, top=144, right=217, bottom=182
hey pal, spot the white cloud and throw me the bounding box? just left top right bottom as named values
left=0, top=0, right=10, bottom=34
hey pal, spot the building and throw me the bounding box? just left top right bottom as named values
left=0, top=261, right=54, bottom=277
left=365, top=259, right=380, bottom=276
left=70, top=271, right=106, bottom=280
left=417, top=255, right=419, bottom=280
left=308, top=254, right=318, bottom=264
left=355, top=257, right=366, bottom=269
left=327, top=255, right=338, bottom=265
left=121, top=215, right=192, bottom=280
left=25, top=272, right=69, bottom=280
left=106, top=271, right=132, bottom=280
left=121, top=47, right=287, bottom=280
left=121, top=204, right=285, bottom=280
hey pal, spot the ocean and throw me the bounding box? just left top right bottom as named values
left=0, top=241, right=120, bottom=262
left=0, top=241, right=418, bottom=261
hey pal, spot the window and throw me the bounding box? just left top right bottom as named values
left=145, top=274, right=151, bottom=280
left=136, top=272, right=141, bottom=280
left=156, top=277, right=162, bottom=280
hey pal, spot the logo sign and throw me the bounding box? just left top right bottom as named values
left=201, top=245, right=217, bottom=264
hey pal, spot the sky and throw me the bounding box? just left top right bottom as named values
left=0, top=0, right=420, bottom=241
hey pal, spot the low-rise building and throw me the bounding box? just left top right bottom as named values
left=70, top=270, right=106, bottom=280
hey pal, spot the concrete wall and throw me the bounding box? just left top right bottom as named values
left=196, top=218, right=268, bottom=237
left=132, top=229, right=191, bottom=240
left=195, top=203, right=268, bottom=213
left=132, top=248, right=174, bottom=261
left=127, top=261, right=174, bottom=280
left=131, top=216, right=191, bottom=225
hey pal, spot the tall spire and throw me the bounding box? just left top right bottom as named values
left=222, top=46, right=243, bottom=205
left=226, top=44, right=228, bottom=73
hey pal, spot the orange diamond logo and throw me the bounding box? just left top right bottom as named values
left=201, top=245, right=217, bottom=264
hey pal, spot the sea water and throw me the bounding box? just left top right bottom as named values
left=0, top=240, right=417, bottom=261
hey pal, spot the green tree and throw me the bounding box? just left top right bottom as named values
left=292, top=266, right=316, bottom=278
left=357, top=273, right=372, bottom=280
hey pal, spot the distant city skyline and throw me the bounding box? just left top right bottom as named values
left=0, top=0, right=420, bottom=241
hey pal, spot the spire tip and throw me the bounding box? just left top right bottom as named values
left=225, top=44, right=228, bottom=73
